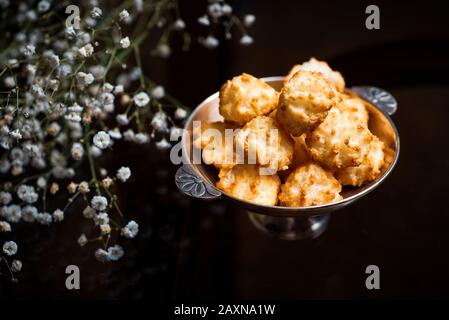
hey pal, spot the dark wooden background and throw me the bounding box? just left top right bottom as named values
left=2, top=0, right=449, bottom=300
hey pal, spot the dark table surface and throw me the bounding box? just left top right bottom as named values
left=2, top=0, right=449, bottom=300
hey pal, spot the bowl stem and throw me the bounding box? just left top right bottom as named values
left=247, top=212, right=331, bottom=240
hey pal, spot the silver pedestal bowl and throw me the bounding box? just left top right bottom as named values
left=174, top=77, right=400, bottom=240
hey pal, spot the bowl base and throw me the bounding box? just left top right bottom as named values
left=247, top=212, right=330, bottom=240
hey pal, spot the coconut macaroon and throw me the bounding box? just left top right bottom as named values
left=335, top=135, right=385, bottom=187
left=219, top=73, right=280, bottom=125
left=193, top=121, right=240, bottom=169
left=306, top=104, right=375, bottom=169
left=235, top=116, right=294, bottom=172
left=277, top=71, right=340, bottom=137
left=284, top=57, right=345, bottom=92
left=216, top=164, right=281, bottom=206
left=338, top=97, right=369, bottom=127
left=291, top=134, right=312, bottom=168
left=278, top=163, right=343, bottom=207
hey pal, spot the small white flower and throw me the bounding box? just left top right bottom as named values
left=244, top=14, right=256, bottom=27
left=83, top=206, right=96, bottom=219
left=119, top=9, right=130, bottom=21
left=174, top=19, right=186, bottom=30
left=90, top=146, right=102, bottom=157
left=155, top=43, right=171, bottom=58
left=91, top=196, right=108, bottom=211
left=4, top=76, right=15, bottom=88
left=116, top=166, right=131, bottom=182
left=9, top=129, right=22, bottom=139
left=3, top=241, right=18, bottom=256
left=170, top=127, right=183, bottom=141
left=123, top=129, right=135, bottom=141
left=76, top=72, right=94, bottom=88
left=24, top=44, right=35, bottom=56
left=133, top=92, right=150, bottom=107
left=151, top=86, right=165, bottom=99
left=119, top=36, right=130, bottom=49
left=95, top=248, right=109, bottom=262
left=71, top=142, right=84, bottom=160
left=17, top=185, right=38, bottom=204
left=113, top=85, right=124, bottom=94
left=121, top=220, right=139, bottom=238
left=116, top=114, right=129, bottom=126
left=200, top=36, right=219, bottom=49
left=221, top=4, right=232, bottom=15
left=4, top=204, right=21, bottom=223
left=78, top=43, right=94, bottom=58
left=93, top=131, right=111, bottom=149
left=93, top=212, right=109, bottom=226
left=78, top=234, right=88, bottom=247
left=197, top=15, right=210, bottom=26
left=108, top=128, right=122, bottom=140
left=208, top=3, right=223, bottom=18
left=91, top=7, right=102, bottom=19
left=151, top=111, right=168, bottom=132
left=53, top=209, right=64, bottom=222
left=0, top=221, right=11, bottom=232
left=37, top=0, right=50, bottom=12
left=11, top=259, right=22, bottom=272
left=174, top=107, right=187, bottom=119
left=156, top=138, right=171, bottom=150
left=133, top=133, right=149, bottom=144
left=37, top=177, right=47, bottom=189
left=36, top=212, right=52, bottom=225
left=240, top=35, right=254, bottom=46
left=22, top=205, right=37, bottom=223
left=65, top=26, right=76, bottom=38
left=107, top=245, right=124, bottom=261
left=0, top=191, right=12, bottom=205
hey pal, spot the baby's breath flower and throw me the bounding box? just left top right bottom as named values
left=0, top=221, right=11, bottom=232
left=67, top=182, right=78, bottom=194
left=3, top=241, right=18, bottom=256
left=116, top=166, right=131, bottom=182
left=11, top=259, right=22, bottom=272
left=170, top=126, right=183, bottom=141
left=22, top=205, right=37, bottom=223
left=91, top=7, right=102, bottom=19
left=37, top=0, right=50, bottom=13
left=78, top=43, right=94, bottom=58
left=93, top=131, right=111, bottom=149
left=108, top=128, right=122, bottom=140
left=244, top=14, right=256, bottom=27
left=174, top=107, right=187, bottom=119
left=36, top=212, right=52, bottom=225
left=154, top=43, right=171, bottom=58
left=78, top=234, right=88, bottom=247
left=107, top=245, right=124, bottom=261
left=83, top=206, right=96, bottom=219
left=199, top=35, right=219, bottom=49
left=151, top=111, right=168, bottom=132
left=133, top=133, right=150, bottom=144
left=0, top=191, right=12, bottom=205
left=121, top=220, right=139, bottom=238
left=52, top=209, right=64, bottom=222
left=156, top=138, right=171, bottom=150
left=102, top=177, right=113, bottom=188
left=78, top=181, right=90, bottom=193
left=120, top=36, right=130, bottom=49
left=94, top=212, right=109, bottom=226
left=116, top=114, right=129, bottom=126
left=119, top=9, right=130, bottom=21
left=17, top=185, right=38, bottom=204
left=50, top=183, right=59, bottom=194
left=174, top=19, right=186, bottom=30
left=151, top=86, right=165, bottom=99
left=76, top=72, right=94, bottom=89
left=71, top=142, right=84, bottom=160
left=133, top=92, right=150, bottom=107
left=91, top=196, right=108, bottom=211
left=95, top=248, right=109, bottom=262
left=100, top=224, right=111, bottom=235
left=240, top=35, right=254, bottom=46
left=24, top=44, right=36, bottom=56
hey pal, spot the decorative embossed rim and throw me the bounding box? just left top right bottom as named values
left=175, top=164, right=221, bottom=200
left=351, top=86, right=398, bottom=115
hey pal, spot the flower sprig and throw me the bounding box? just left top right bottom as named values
left=0, top=0, right=255, bottom=282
